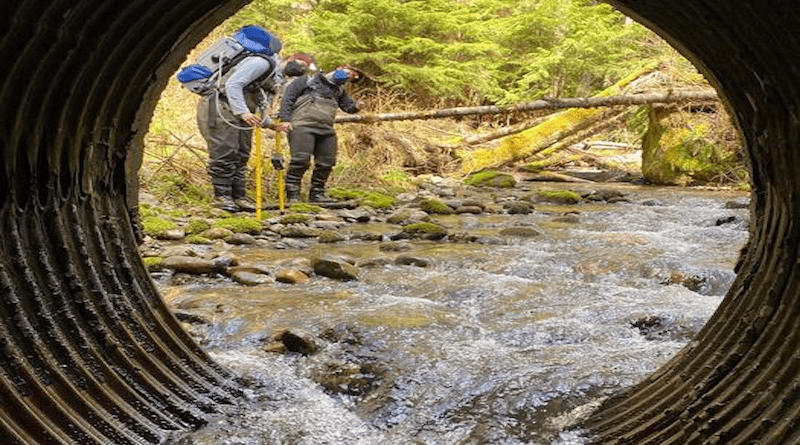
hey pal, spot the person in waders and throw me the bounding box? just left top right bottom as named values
left=194, top=27, right=283, bottom=212
left=274, top=66, right=365, bottom=203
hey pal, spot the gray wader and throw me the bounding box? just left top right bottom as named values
left=197, top=93, right=254, bottom=211
left=285, top=125, right=337, bottom=202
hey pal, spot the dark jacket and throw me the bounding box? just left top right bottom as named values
left=277, top=72, right=359, bottom=128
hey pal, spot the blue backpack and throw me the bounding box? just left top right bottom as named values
left=176, top=26, right=282, bottom=95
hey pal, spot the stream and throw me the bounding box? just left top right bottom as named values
left=161, top=183, right=750, bottom=445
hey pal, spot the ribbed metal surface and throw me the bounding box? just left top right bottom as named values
left=588, top=1, right=800, bottom=444
left=3, top=0, right=800, bottom=444
left=1, top=1, right=249, bottom=443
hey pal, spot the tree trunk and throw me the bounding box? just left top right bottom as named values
left=336, top=89, right=718, bottom=124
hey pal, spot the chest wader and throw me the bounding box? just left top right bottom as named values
left=198, top=94, right=241, bottom=212
left=285, top=91, right=340, bottom=203
left=200, top=88, right=265, bottom=212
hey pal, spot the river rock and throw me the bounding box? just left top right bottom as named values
left=271, top=329, right=319, bottom=355
left=226, top=232, right=256, bottom=245
left=339, top=207, right=375, bottom=223
left=386, top=208, right=430, bottom=225
left=380, top=241, right=413, bottom=252
left=456, top=205, right=483, bottom=214
left=275, top=268, right=310, bottom=284
left=506, top=201, right=533, bottom=214
left=228, top=264, right=271, bottom=275
left=394, top=256, right=431, bottom=267
left=230, top=270, right=274, bottom=286
left=318, top=230, right=348, bottom=243
left=201, top=227, right=235, bottom=240
left=211, top=253, right=238, bottom=272
left=158, top=229, right=186, bottom=240
left=349, top=232, right=384, bottom=242
left=498, top=227, right=542, bottom=237
left=393, top=222, right=448, bottom=241
left=159, top=245, right=201, bottom=258
left=279, top=225, right=323, bottom=238
left=162, top=255, right=216, bottom=274
left=583, top=189, right=628, bottom=202
left=313, top=257, right=359, bottom=281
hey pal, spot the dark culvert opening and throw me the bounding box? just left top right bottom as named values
left=2, top=1, right=798, bottom=444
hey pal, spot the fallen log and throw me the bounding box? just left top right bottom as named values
left=336, top=89, right=718, bottom=124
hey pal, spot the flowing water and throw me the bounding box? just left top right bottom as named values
left=162, top=184, right=750, bottom=445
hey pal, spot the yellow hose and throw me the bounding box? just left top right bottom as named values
left=276, top=130, right=285, bottom=212
left=254, top=125, right=263, bottom=220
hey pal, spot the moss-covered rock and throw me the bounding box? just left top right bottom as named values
left=280, top=213, right=311, bottom=225
left=141, top=216, right=177, bottom=238
left=213, top=217, right=262, bottom=234
left=400, top=222, right=448, bottom=240
left=464, top=171, right=517, bottom=188
left=328, top=187, right=363, bottom=201
left=184, top=218, right=212, bottom=235
left=318, top=230, right=347, bottom=243
left=362, top=191, right=395, bottom=209
left=142, top=256, right=164, bottom=271
left=535, top=189, right=582, bottom=204
left=328, top=187, right=395, bottom=209
left=184, top=234, right=213, bottom=245
left=419, top=198, right=454, bottom=215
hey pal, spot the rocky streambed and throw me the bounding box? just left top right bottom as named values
left=146, top=176, right=751, bottom=445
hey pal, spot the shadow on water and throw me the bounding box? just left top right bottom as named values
left=162, top=184, right=749, bottom=445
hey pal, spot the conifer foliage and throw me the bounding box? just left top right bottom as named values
left=226, top=0, right=667, bottom=107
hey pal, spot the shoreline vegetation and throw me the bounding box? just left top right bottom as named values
left=142, top=0, right=748, bottom=215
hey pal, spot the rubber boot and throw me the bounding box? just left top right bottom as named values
left=284, top=168, right=304, bottom=204
left=212, top=181, right=239, bottom=212
left=232, top=179, right=258, bottom=212
left=285, top=182, right=301, bottom=204
left=309, top=168, right=336, bottom=204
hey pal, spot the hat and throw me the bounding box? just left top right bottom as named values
left=287, top=53, right=317, bottom=71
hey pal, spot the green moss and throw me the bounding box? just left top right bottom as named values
left=464, top=171, right=516, bottom=188
left=387, top=209, right=411, bottom=224
left=213, top=217, right=262, bottom=233
left=184, top=218, right=212, bottom=235
left=142, top=256, right=164, bottom=269
left=328, top=187, right=395, bottom=209
left=641, top=106, right=744, bottom=185
left=328, top=187, right=364, bottom=200
left=138, top=204, right=158, bottom=219
left=141, top=216, right=177, bottom=238
left=185, top=234, right=212, bottom=244
left=403, top=222, right=447, bottom=235
left=280, top=213, right=311, bottom=224
left=362, top=191, right=395, bottom=209
left=419, top=198, right=454, bottom=215
left=536, top=189, right=582, bottom=204
left=381, top=168, right=411, bottom=184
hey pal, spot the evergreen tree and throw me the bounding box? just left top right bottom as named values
left=228, top=0, right=673, bottom=107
